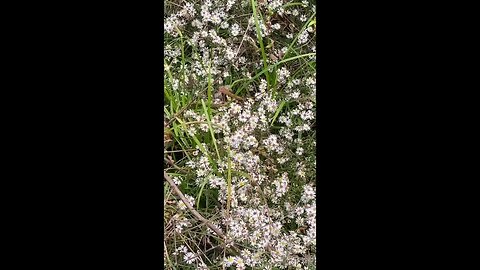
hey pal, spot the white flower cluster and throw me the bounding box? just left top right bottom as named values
left=298, top=29, right=310, bottom=45
left=173, top=245, right=208, bottom=267
left=180, top=94, right=315, bottom=268
left=263, top=134, right=284, bottom=154
left=230, top=23, right=241, bottom=36
left=268, top=0, right=283, bottom=11
left=272, top=172, right=289, bottom=202
left=172, top=213, right=191, bottom=233
left=277, top=66, right=291, bottom=84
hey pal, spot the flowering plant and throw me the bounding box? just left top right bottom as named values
left=164, top=0, right=316, bottom=269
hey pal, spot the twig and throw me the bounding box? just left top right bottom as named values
left=163, top=171, right=240, bottom=253
left=164, top=157, right=189, bottom=172
left=164, top=241, right=175, bottom=270
left=235, top=17, right=253, bottom=57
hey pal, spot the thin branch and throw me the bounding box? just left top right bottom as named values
left=164, top=157, right=189, bottom=172
left=164, top=241, right=175, bottom=270
left=165, top=171, right=220, bottom=233
left=235, top=16, right=253, bottom=57
left=164, top=171, right=240, bottom=254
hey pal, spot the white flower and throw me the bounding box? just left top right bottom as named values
left=301, top=185, right=316, bottom=203
left=277, top=67, right=290, bottom=83
left=173, top=245, right=187, bottom=255
left=200, top=123, right=209, bottom=132
left=184, top=194, right=195, bottom=207
left=298, top=30, right=309, bottom=44
left=268, top=0, right=283, bottom=10
left=230, top=103, right=242, bottom=114
left=172, top=176, right=182, bottom=185
left=224, top=256, right=236, bottom=267
left=277, top=157, right=289, bottom=164
left=221, top=21, right=230, bottom=29
left=177, top=200, right=187, bottom=211
left=187, top=126, right=197, bottom=136
left=225, top=48, right=235, bottom=60
left=191, top=19, right=203, bottom=28
left=258, top=79, right=268, bottom=93
left=184, top=251, right=196, bottom=264
left=231, top=23, right=241, bottom=36
left=290, top=91, right=300, bottom=99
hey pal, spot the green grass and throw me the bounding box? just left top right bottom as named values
left=251, top=0, right=270, bottom=88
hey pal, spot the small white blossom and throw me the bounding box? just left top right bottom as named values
left=277, top=67, right=290, bottom=83
left=231, top=23, right=241, bottom=36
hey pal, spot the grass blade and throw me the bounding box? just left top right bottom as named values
left=251, top=0, right=270, bottom=87
left=270, top=100, right=286, bottom=126
left=201, top=99, right=221, bottom=161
